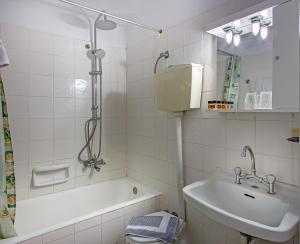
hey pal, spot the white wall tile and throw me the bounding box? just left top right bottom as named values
left=167, top=25, right=184, bottom=51
left=29, top=75, right=53, bottom=97
left=19, top=236, right=43, bottom=244
left=15, top=163, right=29, bottom=189
left=184, top=41, right=203, bottom=64
left=75, top=226, right=101, bottom=244
left=9, top=118, right=29, bottom=142
left=54, top=77, right=75, bottom=98
left=75, top=79, right=91, bottom=98
left=5, top=49, right=29, bottom=74
left=1, top=23, right=29, bottom=51
left=29, top=140, right=53, bottom=163
left=29, top=97, right=53, bottom=118
left=6, top=96, right=28, bottom=118
left=30, top=118, right=53, bottom=140
left=43, top=225, right=74, bottom=243
left=167, top=48, right=184, bottom=66
left=75, top=98, right=91, bottom=118
left=256, top=121, right=292, bottom=157
left=30, top=52, right=53, bottom=76
left=75, top=216, right=101, bottom=233
left=54, top=56, right=74, bottom=78
left=183, top=19, right=203, bottom=45
left=54, top=118, right=75, bottom=139
left=102, top=208, right=123, bottom=223
left=2, top=72, right=29, bottom=96
left=226, top=120, right=255, bottom=150
left=101, top=217, right=124, bottom=244
left=54, top=98, right=75, bottom=118
left=183, top=142, right=203, bottom=170
left=54, top=139, right=74, bottom=160
left=13, top=141, right=29, bottom=163
left=48, top=235, right=74, bottom=244
left=30, top=31, right=53, bottom=54
left=54, top=36, right=74, bottom=57
left=256, top=154, right=293, bottom=184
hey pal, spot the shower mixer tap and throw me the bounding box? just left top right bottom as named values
left=84, top=158, right=106, bottom=172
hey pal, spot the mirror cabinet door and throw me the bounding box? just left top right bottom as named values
left=272, top=0, right=299, bottom=112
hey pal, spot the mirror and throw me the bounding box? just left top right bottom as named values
left=208, top=0, right=299, bottom=112
left=217, top=29, right=273, bottom=111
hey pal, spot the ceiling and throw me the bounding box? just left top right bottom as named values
left=0, top=0, right=229, bottom=44
left=60, top=0, right=228, bottom=30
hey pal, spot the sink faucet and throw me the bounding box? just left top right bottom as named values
left=241, top=145, right=256, bottom=176
left=234, top=145, right=276, bottom=194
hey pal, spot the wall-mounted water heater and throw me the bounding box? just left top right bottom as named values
left=155, top=63, right=203, bottom=112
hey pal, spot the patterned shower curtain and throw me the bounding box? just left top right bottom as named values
left=0, top=75, right=16, bottom=239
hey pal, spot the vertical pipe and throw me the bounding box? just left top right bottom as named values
left=175, top=112, right=186, bottom=220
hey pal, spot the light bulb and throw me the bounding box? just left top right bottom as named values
left=225, top=30, right=233, bottom=44
left=252, top=21, right=261, bottom=36
left=260, top=25, right=268, bottom=39
left=233, top=34, right=240, bottom=46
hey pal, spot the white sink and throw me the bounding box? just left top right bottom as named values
left=183, top=169, right=299, bottom=242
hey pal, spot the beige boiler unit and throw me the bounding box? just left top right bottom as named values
left=155, top=63, right=203, bottom=113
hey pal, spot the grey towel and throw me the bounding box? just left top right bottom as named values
left=125, top=211, right=180, bottom=244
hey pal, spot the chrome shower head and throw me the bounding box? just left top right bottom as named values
left=95, top=15, right=117, bottom=30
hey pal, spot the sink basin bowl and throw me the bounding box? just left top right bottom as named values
left=183, top=169, right=299, bottom=242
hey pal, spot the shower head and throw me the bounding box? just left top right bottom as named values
left=95, top=15, right=117, bottom=30
left=87, top=49, right=106, bottom=59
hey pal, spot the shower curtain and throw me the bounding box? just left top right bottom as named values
left=0, top=74, right=16, bottom=239
left=222, top=56, right=241, bottom=106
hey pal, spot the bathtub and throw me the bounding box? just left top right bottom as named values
left=1, top=177, right=161, bottom=244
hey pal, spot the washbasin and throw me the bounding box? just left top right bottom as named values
left=183, top=169, right=299, bottom=242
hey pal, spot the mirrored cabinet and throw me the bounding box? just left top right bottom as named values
left=207, top=0, right=299, bottom=112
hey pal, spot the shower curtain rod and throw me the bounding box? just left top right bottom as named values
left=57, top=0, right=163, bottom=34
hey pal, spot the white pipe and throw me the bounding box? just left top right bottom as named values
left=57, top=0, right=162, bottom=34
left=175, top=112, right=186, bottom=220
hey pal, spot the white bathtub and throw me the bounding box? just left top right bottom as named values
left=1, top=177, right=161, bottom=244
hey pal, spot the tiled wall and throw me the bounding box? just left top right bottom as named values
left=0, top=22, right=127, bottom=200
left=125, top=2, right=300, bottom=243
left=18, top=196, right=160, bottom=244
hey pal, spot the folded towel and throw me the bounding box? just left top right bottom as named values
left=0, top=39, right=9, bottom=68
left=125, top=211, right=180, bottom=244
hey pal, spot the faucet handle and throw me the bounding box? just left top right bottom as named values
left=234, top=167, right=242, bottom=176
left=264, top=174, right=276, bottom=184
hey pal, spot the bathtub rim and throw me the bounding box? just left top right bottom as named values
left=0, top=177, right=161, bottom=244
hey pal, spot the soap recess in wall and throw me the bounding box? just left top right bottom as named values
left=32, top=164, right=70, bottom=187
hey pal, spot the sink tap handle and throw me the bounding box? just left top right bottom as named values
left=265, top=174, right=276, bottom=183
left=264, top=174, right=276, bottom=194
left=234, top=167, right=242, bottom=184
left=234, top=167, right=242, bottom=176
